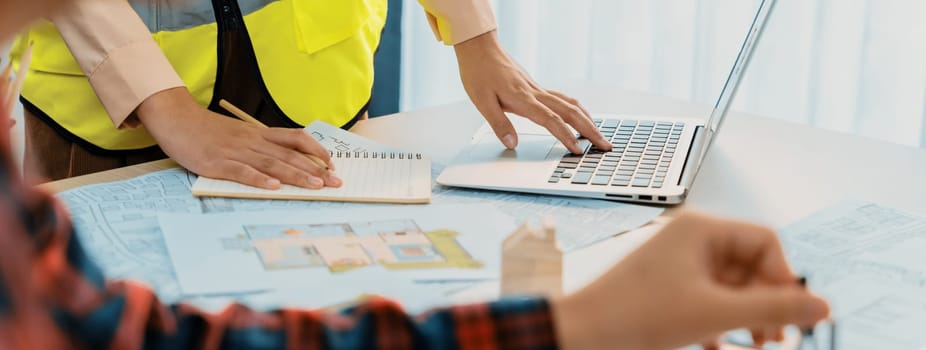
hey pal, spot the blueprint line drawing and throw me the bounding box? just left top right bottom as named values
left=57, top=122, right=661, bottom=307
left=780, top=200, right=926, bottom=350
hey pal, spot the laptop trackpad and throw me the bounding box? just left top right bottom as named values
left=439, top=135, right=559, bottom=187
left=466, top=135, right=558, bottom=164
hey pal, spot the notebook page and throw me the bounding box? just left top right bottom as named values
left=191, top=155, right=431, bottom=204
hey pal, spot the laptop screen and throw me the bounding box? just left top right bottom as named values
left=701, top=0, right=778, bottom=155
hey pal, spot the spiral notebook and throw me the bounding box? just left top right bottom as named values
left=191, top=120, right=432, bottom=205
left=192, top=150, right=431, bottom=204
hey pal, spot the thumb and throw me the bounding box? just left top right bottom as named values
left=712, top=286, right=830, bottom=330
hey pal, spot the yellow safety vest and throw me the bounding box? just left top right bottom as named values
left=10, top=0, right=387, bottom=151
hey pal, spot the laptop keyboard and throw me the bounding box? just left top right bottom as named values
left=549, top=119, right=684, bottom=188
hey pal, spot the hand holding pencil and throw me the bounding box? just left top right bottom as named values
left=135, top=87, right=342, bottom=190
left=219, top=99, right=332, bottom=171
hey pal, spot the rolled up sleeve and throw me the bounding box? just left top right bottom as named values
left=52, top=0, right=184, bottom=128
left=417, top=0, right=498, bottom=45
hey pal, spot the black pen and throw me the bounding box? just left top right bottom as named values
left=797, top=276, right=818, bottom=350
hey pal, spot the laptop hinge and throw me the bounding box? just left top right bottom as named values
left=678, top=126, right=707, bottom=188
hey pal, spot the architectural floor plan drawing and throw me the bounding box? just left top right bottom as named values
left=159, top=204, right=514, bottom=295
left=241, top=219, right=482, bottom=272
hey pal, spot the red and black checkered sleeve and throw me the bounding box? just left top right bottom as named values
left=445, top=297, right=558, bottom=350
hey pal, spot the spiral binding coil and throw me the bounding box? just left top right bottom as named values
left=329, top=151, right=424, bottom=160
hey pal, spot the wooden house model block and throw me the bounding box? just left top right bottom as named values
left=501, top=218, right=564, bottom=297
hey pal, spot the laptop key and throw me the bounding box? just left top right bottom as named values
left=549, top=177, right=560, bottom=183
left=591, top=175, right=611, bottom=185
left=571, top=172, right=593, bottom=184
left=632, top=178, right=651, bottom=187
left=561, top=172, right=573, bottom=178
left=653, top=182, right=664, bottom=188
left=563, top=155, right=584, bottom=162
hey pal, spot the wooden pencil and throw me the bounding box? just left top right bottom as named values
left=219, top=99, right=330, bottom=171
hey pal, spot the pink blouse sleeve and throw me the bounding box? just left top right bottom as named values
left=417, top=0, right=498, bottom=45
left=51, top=0, right=184, bottom=128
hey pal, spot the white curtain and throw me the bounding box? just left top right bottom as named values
left=401, top=0, right=926, bottom=148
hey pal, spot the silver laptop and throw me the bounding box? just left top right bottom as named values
left=438, top=0, right=777, bottom=205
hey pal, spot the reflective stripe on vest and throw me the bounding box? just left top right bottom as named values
left=10, top=0, right=387, bottom=151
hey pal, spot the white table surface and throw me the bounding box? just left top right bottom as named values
left=352, top=85, right=926, bottom=296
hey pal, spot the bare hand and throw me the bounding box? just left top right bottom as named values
left=454, top=31, right=611, bottom=154
left=553, top=212, right=830, bottom=350
left=137, top=88, right=342, bottom=190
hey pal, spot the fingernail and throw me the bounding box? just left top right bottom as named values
left=327, top=174, right=343, bottom=187
left=265, top=178, right=281, bottom=188
left=308, top=177, right=324, bottom=188
left=502, top=134, right=516, bottom=149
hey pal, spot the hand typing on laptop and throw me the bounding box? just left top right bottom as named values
left=455, top=31, right=613, bottom=154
